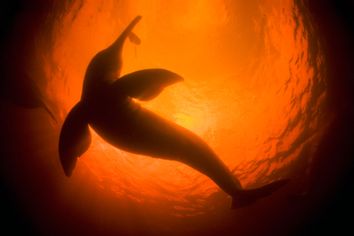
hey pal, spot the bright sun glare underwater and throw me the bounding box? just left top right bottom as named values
left=51, top=0, right=326, bottom=213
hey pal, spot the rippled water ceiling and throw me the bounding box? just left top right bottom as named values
left=45, top=0, right=326, bottom=215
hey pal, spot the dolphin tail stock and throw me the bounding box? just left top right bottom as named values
left=231, top=179, right=290, bottom=209
left=113, top=68, right=183, bottom=101
left=59, top=102, right=91, bottom=177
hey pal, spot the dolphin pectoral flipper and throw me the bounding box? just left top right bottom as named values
left=113, top=69, right=183, bottom=101
left=59, top=102, right=91, bottom=177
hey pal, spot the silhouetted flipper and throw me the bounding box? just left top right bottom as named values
left=231, top=179, right=290, bottom=209
left=112, top=69, right=183, bottom=100
left=59, top=102, right=91, bottom=176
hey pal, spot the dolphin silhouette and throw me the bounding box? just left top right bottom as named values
left=59, top=16, right=288, bottom=208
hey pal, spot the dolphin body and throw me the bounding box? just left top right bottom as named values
left=59, top=16, right=288, bottom=208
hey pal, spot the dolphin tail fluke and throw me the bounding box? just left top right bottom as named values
left=231, top=179, right=290, bottom=209
left=113, top=69, right=183, bottom=101
left=59, top=102, right=91, bottom=177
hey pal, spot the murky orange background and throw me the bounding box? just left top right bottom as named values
left=43, top=0, right=326, bottom=216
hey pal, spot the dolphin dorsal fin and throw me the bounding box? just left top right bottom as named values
left=112, top=69, right=183, bottom=101
left=59, top=102, right=91, bottom=176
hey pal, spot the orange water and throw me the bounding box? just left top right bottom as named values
left=47, top=0, right=326, bottom=216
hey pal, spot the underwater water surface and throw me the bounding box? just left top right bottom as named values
left=38, top=0, right=328, bottom=218
left=0, top=0, right=332, bottom=234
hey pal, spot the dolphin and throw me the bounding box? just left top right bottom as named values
left=59, top=15, right=288, bottom=208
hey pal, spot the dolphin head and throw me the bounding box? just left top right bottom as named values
left=81, top=16, right=142, bottom=100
